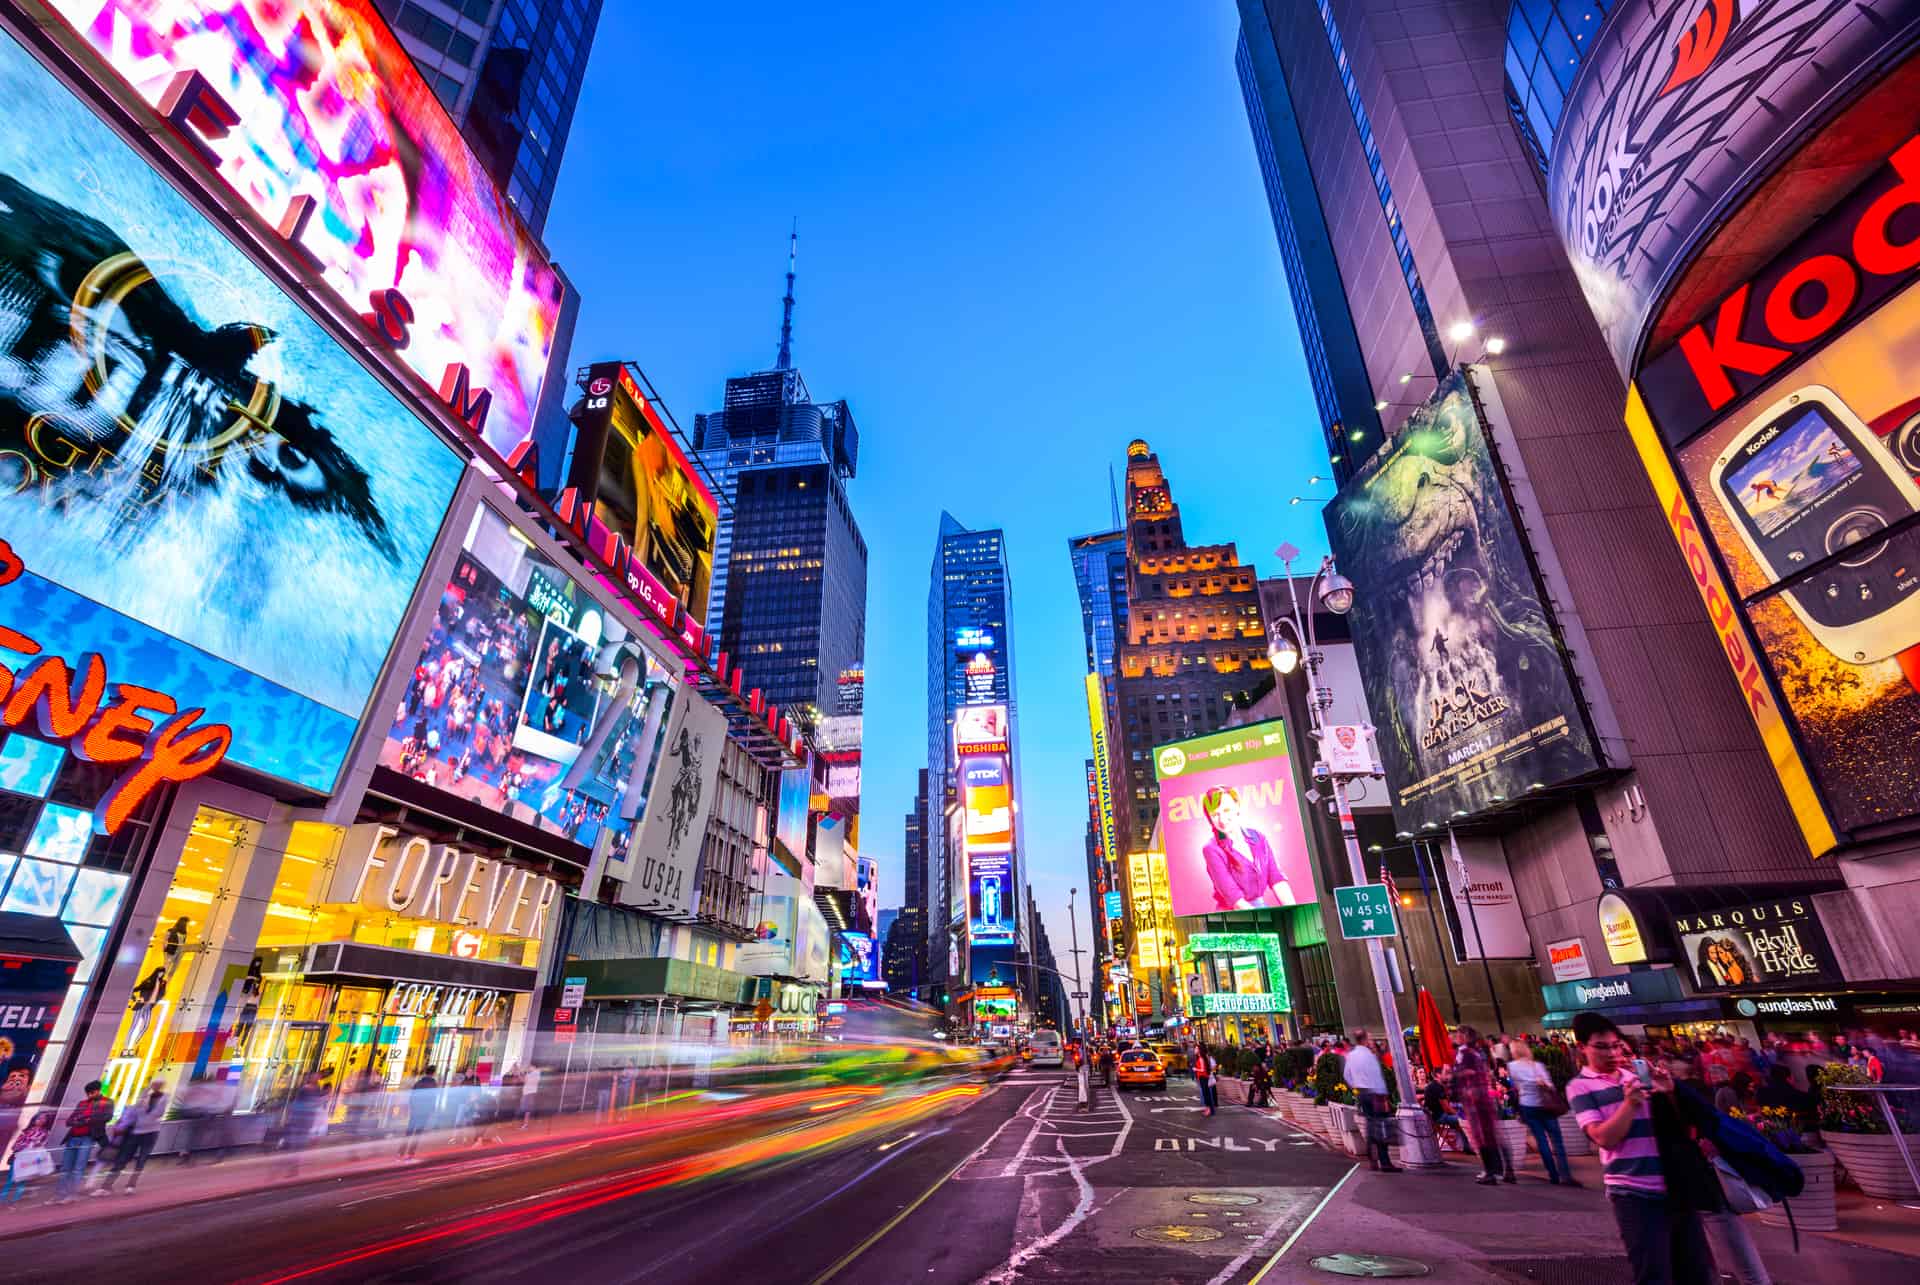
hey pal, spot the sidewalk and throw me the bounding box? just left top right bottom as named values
left=1216, top=1076, right=1920, bottom=1282
left=0, top=1107, right=650, bottom=1238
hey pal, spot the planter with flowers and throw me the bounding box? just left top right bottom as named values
left=1815, top=1065, right=1920, bottom=1200
left=1746, top=1107, right=1836, bottom=1232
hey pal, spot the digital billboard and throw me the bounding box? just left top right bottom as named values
left=954, top=703, right=1009, bottom=756
left=1324, top=372, right=1604, bottom=831
left=1126, top=851, right=1174, bottom=971
left=857, top=854, right=879, bottom=932
left=968, top=847, right=1014, bottom=945
left=960, top=754, right=1013, bottom=851
left=1152, top=722, right=1316, bottom=917
left=837, top=930, right=877, bottom=985
left=0, top=27, right=461, bottom=794
left=567, top=364, right=718, bottom=622
left=46, top=0, right=565, bottom=456
left=378, top=505, right=665, bottom=853
left=1629, top=130, right=1920, bottom=847
left=737, top=891, right=796, bottom=977
left=1546, top=0, right=1909, bottom=374
left=773, top=763, right=812, bottom=866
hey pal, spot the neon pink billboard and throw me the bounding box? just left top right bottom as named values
left=1152, top=720, right=1316, bottom=917
left=45, top=0, right=564, bottom=456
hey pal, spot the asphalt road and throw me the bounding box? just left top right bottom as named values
left=0, top=1069, right=1353, bottom=1284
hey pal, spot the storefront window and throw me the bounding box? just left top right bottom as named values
left=103, top=809, right=543, bottom=1113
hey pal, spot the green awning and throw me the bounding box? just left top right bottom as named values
left=567, top=956, right=756, bottom=1006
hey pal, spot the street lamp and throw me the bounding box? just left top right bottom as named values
left=1266, top=622, right=1301, bottom=676
left=1271, top=545, right=1437, bottom=1167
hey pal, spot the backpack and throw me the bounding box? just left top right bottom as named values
left=1677, top=1082, right=1804, bottom=1201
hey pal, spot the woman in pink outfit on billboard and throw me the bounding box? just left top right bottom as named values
left=1201, top=786, right=1298, bottom=911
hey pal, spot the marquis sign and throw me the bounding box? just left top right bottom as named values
left=1671, top=897, right=1841, bottom=993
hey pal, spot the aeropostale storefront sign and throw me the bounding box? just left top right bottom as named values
left=330, top=823, right=559, bottom=940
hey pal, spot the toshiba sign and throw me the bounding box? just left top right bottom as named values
left=1641, top=133, right=1920, bottom=441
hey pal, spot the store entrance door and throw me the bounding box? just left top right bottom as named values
left=251, top=1020, right=327, bottom=1112
left=428, top=1027, right=483, bottom=1082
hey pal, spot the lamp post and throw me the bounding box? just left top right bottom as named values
left=1067, top=887, right=1087, bottom=1034
left=1272, top=545, right=1438, bottom=1167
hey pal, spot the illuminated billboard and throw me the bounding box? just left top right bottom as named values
left=960, top=754, right=1013, bottom=852
left=773, top=763, right=812, bottom=866
left=968, top=847, right=1014, bottom=945
left=0, top=27, right=461, bottom=794
left=47, top=0, right=564, bottom=457
left=1084, top=674, right=1118, bottom=866
left=378, top=504, right=665, bottom=854
left=1152, top=722, right=1316, bottom=917
left=567, top=364, right=718, bottom=622
left=1126, top=851, right=1174, bottom=971
left=1324, top=373, right=1604, bottom=831
left=953, top=703, right=1010, bottom=757
left=1627, top=129, right=1920, bottom=849
left=837, top=930, right=877, bottom=984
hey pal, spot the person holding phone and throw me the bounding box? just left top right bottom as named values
left=1568, top=1014, right=1717, bottom=1284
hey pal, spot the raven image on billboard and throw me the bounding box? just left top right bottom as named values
left=1324, top=371, right=1602, bottom=831
left=0, top=27, right=461, bottom=793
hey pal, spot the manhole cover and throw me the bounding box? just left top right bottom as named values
left=1187, top=1192, right=1260, bottom=1206
left=1134, top=1224, right=1226, bottom=1244
left=1310, top=1253, right=1430, bottom=1278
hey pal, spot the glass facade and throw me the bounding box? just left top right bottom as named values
left=1234, top=2, right=1388, bottom=480
left=102, top=809, right=546, bottom=1120
left=1309, top=0, right=1448, bottom=382
left=716, top=462, right=868, bottom=731
left=1503, top=0, right=1616, bottom=175
left=375, top=0, right=603, bottom=235
left=1068, top=529, right=1129, bottom=679
left=926, top=513, right=1021, bottom=971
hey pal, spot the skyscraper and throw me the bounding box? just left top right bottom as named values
left=1069, top=528, right=1128, bottom=1019
left=1233, top=0, right=1828, bottom=1024
left=376, top=0, right=602, bottom=235
left=927, top=513, right=1023, bottom=1011
left=695, top=240, right=865, bottom=736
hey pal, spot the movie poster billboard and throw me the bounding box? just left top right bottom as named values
left=0, top=28, right=462, bottom=795
left=379, top=504, right=668, bottom=853
left=1324, top=373, right=1603, bottom=831
left=1632, top=131, right=1920, bottom=848
left=1546, top=0, right=1911, bottom=375
left=46, top=0, right=565, bottom=456
left=567, top=364, right=718, bottom=621
left=1152, top=721, right=1316, bottom=917
left=1671, top=897, right=1842, bottom=994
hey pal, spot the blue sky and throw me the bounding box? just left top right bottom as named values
left=544, top=2, right=1331, bottom=978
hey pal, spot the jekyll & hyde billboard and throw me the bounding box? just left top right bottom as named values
left=1324, top=372, right=1603, bottom=832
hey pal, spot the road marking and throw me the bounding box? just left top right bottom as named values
left=1152, top=1137, right=1282, bottom=1152
left=806, top=1152, right=972, bottom=1285
left=1243, top=1164, right=1360, bottom=1285
left=876, top=1130, right=920, bottom=1153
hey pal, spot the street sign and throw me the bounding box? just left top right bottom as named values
left=1071, top=990, right=1088, bottom=998
left=1109, top=965, right=1132, bottom=984
left=1334, top=883, right=1398, bottom=940
left=562, top=976, right=587, bottom=1009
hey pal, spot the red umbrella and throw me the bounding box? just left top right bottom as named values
left=1415, top=986, right=1452, bottom=1073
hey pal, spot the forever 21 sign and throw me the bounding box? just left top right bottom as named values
left=329, top=823, right=559, bottom=940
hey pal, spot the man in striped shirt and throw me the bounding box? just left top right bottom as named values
left=1567, top=1013, right=1715, bottom=1284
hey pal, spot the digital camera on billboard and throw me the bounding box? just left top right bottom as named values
left=1710, top=386, right=1920, bottom=663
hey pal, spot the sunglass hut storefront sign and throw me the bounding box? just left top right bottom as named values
left=1672, top=899, right=1840, bottom=993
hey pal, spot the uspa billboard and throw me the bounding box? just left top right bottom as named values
left=1152, top=721, right=1315, bottom=917
left=45, top=0, right=565, bottom=456
left=379, top=504, right=665, bottom=854
left=566, top=363, right=718, bottom=622
left=1630, top=128, right=1920, bottom=848
left=1546, top=0, right=1918, bottom=374
left=0, top=25, right=461, bottom=793
left=1325, top=372, right=1603, bottom=832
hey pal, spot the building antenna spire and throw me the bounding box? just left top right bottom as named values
left=1109, top=463, right=1122, bottom=528
left=776, top=219, right=797, bottom=371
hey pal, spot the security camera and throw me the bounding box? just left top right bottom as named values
left=1311, top=761, right=1331, bottom=782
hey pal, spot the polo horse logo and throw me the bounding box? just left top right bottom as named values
left=666, top=727, right=704, bottom=849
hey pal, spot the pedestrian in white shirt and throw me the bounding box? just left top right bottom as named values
left=1346, top=1030, right=1400, bottom=1173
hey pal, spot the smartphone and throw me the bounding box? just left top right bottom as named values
left=1630, top=1057, right=1654, bottom=1090
left=1712, top=386, right=1920, bottom=663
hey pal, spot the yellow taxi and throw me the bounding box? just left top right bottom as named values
left=1115, top=1047, right=1167, bottom=1091
left=1150, top=1042, right=1189, bottom=1074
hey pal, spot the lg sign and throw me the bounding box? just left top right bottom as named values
left=1644, top=133, right=1920, bottom=439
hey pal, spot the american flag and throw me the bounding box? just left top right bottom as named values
left=1380, top=862, right=1402, bottom=915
